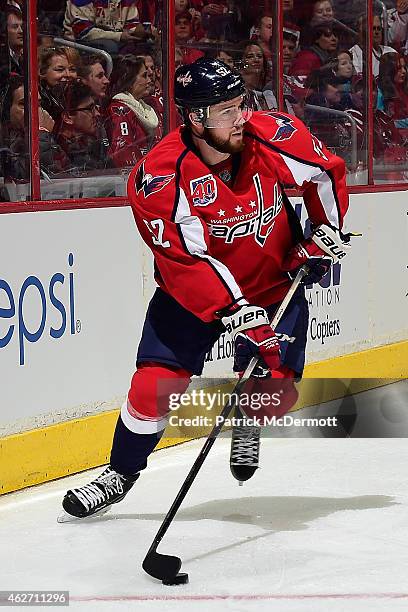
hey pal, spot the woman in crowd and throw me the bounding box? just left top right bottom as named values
left=377, top=52, right=408, bottom=137
left=299, top=0, right=336, bottom=46
left=39, top=46, right=75, bottom=119
left=39, top=47, right=71, bottom=87
left=332, top=49, right=356, bottom=108
left=63, top=47, right=82, bottom=80
left=290, top=21, right=339, bottom=80
left=311, top=0, right=335, bottom=23
left=0, top=75, right=67, bottom=182
left=239, top=41, right=277, bottom=110
left=105, top=55, right=159, bottom=168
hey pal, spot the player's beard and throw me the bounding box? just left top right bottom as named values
left=203, top=127, right=245, bottom=154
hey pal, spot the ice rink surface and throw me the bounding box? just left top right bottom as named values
left=1, top=434, right=407, bottom=611
left=0, top=381, right=408, bottom=612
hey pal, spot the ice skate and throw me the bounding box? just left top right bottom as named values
left=230, top=408, right=261, bottom=484
left=59, top=466, right=138, bottom=521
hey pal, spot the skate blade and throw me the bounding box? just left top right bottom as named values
left=57, top=505, right=111, bottom=523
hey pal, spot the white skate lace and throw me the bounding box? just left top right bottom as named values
left=71, top=469, right=125, bottom=512
left=230, top=427, right=261, bottom=466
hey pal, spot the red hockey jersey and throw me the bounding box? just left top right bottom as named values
left=127, top=111, right=349, bottom=322
left=105, top=99, right=157, bottom=168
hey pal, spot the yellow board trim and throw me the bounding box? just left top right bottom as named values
left=1, top=340, right=407, bottom=496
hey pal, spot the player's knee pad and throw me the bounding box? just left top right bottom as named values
left=127, top=362, right=192, bottom=422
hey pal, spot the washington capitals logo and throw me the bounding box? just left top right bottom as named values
left=263, top=112, right=297, bottom=143
left=135, top=162, right=175, bottom=198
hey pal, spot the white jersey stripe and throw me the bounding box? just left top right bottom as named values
left=279, top=153, right=339, bottom=228
left=175, top=188, right=245, bottom=303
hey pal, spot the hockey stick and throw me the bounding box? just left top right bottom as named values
left=142, top=265, right=309, bottom=584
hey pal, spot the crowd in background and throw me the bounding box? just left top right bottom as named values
left=1, top=0, right=408, bottom=194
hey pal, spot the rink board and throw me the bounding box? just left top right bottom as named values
left=0, top=191, right=407, bottom=494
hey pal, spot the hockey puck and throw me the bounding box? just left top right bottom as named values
left=162, top=572, right=189, bottom=586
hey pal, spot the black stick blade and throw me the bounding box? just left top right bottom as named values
left=142, top=551, right=182, bottom=581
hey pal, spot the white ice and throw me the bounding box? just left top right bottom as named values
left=0, top=434, right=407, bottom=611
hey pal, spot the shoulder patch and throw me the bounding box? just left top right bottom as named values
left=262, top=112, right=297, bottom=143
left=190, top=174, right=217, bottom=207
left=135, top=161, right=175, bottom=198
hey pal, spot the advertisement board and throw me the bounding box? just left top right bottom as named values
left=0, top=191, right=407, bottom=435
left=0, top=207, right=143, bottom=435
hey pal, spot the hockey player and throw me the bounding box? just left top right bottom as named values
left=61, top=58, right=350, bottom=519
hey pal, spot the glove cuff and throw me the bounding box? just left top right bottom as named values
left=311, top=224, right=350, bottom=263
left=222, top=305, right=269, bottom=338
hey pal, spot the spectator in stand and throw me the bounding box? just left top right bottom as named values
left=136, top=49, right=163, bottom=143
left=333, top=49, right=355, bottom=105
left=304, top=67, right=356, bottom=164
left=37, top=0, right=66, bottom=36
left=283, top=25, right=300, bottom=74
left=239, top=41, right=277, bottom=110
left=63, top=47, right=82, bottom=81
left=176, top=0, right=190, bottom=12
left=39, top=47, right=73, bottom=87
left=53, top=80, right=110, bottom=172
left=137, top=51, right=156, bottom=96
left=377, top=52, right=408, bottom=135
left=105, top=55, right=159, bottom=168
left=283, top=80, right=307, bottom=118
left=0, top=75, right=68, bottom=181
left=78, top=55, right=110, bottom=106
left=300, top=0, right=351, bottom=49
left=153, top=52, right=163, bottom=96
left=39, top=47, right=72, bottom=120
left=207, top=46, right=236, bottom=68
left=388, top=0, right=408, bottom=55
left=201, top=1, right=236, bottom=42
left=311, top=0, right=335, bottom=23
left=374, top=92, right=408, bottom=180
left=217, top=48, right=235, bottom=67
left=305, top=67, right=342, bottom=110
left=350, top=76, right=408, bottom=180
left=175, top=10, right=194, bottom=44
left=37, top=25, right=62, bottom=54
left=176, top=0, right=204, bottom=41
left=6, top=5, right=23, bottom=75
left=63, top=0, right=150, bottom=55
left=175, top=11, right=204, bottom=64
left=251, top=14, right=273, bottom=79
left=283, top=0, right=298, bottom=26
left=290, top=21, right=339, bottom=81
left=349, top=13, right=397, bottom=78
left=282, top=26, right=307, bottom=114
